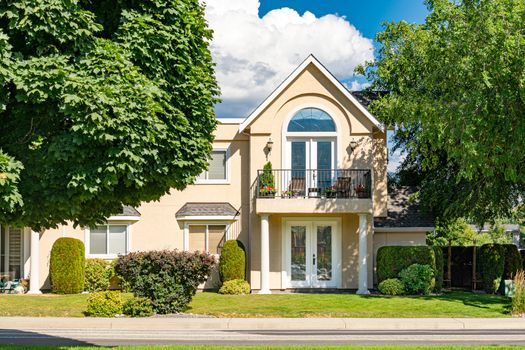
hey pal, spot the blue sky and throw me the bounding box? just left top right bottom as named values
left=259, top=0, right=429, bottom=39
left=206, top=0, right=429, bottom=171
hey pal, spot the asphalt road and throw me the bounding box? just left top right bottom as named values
left=2, top=328, right=525, bottom=346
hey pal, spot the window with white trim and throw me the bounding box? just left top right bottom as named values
left=89, top=224, right=128, bottom=255
left=188, top=224, right=226, bottom=254
left=197, top=150, right=228, bottom=182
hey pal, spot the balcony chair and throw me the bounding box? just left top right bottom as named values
left=288, top=177, right=306, bottom=197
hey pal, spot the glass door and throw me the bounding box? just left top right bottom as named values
left=312, top=224, right=335, bottom=287
left=288, top=138, right=335, bottom=196
left=285, top=220, right=340, bottom=288
left=289, top=224, right=311, bottom=288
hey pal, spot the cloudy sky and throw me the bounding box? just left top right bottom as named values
left=204, top=0, right=428, bottom=171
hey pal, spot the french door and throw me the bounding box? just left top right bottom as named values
left=283, top=219, right=341, bottom=288
left=287, top=138, right=336, bottom=193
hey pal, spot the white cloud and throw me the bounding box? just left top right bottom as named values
left=344, top=80, right=371, bottom=91
left=205, top=0, right=374, bottom=117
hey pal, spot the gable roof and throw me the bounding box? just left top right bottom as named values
left=176, top=202, right=239, bottom=218
left=374, top=186, right=435, bottom=230
left=239, top=54, right=384, bottom=133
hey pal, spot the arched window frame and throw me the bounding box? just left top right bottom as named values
left=281, top=104, right=341, bottom=172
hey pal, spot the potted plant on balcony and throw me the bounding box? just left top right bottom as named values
left=325, top=186, right=337, bottom=198
left=282, top=190, right=295, bottom=198
left=259, top=161, right=276, bottom=198
left=354, top=184, right=368, bottom=198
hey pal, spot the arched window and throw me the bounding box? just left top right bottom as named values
left=287, top=108, right=336, bottom=132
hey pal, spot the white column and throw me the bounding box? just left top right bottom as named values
left=259, top=214, right=271, bottom=294
left=357, top=214, right=369, bottom=295
left=28, top=230, right=42, bottom=294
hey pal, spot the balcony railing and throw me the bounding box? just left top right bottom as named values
left=256, top=169, right=372, bottom=199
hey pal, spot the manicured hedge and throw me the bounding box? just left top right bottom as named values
left=219, top=240, right=246, bottom=282
left=376, top=246, right=442, bottom=292
left=50, top=238, right=85, bottom=294
left=114, top=250, right=216, bottom=314
left=478, top=244, right=505, bottom=294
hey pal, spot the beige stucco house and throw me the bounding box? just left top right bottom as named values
left=1, top=55, right=434, bottom=294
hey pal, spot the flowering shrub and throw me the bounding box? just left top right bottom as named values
left=114, top=250, right=216, bottom=314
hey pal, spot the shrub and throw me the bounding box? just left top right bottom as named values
left=478, top=244, right=505, bottom=294
left=114, top=250, right=216, bottom=314
left=85, top=259, right=112, bottom=292
left=123, top=297, right=154, bottom=317
left=512, top=271, right=525, bottom=316
left=50, top=238, right=85, bottom=294
left=399, top=264, right=434, bottom=295
left=376, top=246, right=441, bottom=292
left=432, top=246, right=444, bottom=292
left=260, top=161, right=275, bottom=188
left=219, top=240, right=246, bottom=282
left=86, top=291, right=123, bottom=317
left=378, top=278, right=405, bottom=296
left=218, top=279, right=251, bottom=295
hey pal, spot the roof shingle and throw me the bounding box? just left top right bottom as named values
left=374, top=186, right=434, bottom=229
left=176, top=202, right=239, bottom=218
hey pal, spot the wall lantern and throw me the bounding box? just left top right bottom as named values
left=265, top=138, right=274, bottom=160
left=349, top=140, right=358, bottom=153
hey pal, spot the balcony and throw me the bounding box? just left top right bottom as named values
left=255, top=169, right=372, bottom=214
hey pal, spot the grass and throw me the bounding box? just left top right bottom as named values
left=187, top=291, right=511, bottom=318
left=0, top=290, right=510, bottom=318
left=1, top=346, right=525, bottom=350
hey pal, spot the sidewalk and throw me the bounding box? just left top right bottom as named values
left=0, top=317, right=524, bottom=331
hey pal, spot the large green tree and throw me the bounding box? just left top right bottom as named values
left=360, top=0, right=525, bottom=224
left=0, top=0, right=219, bottom=230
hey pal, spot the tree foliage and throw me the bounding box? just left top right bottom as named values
left=359, top=0, right=525, bottom=224
left=0, top=0, right=219, bottom=230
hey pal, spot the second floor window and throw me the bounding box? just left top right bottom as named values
left=197, top=150, right=227, bottom=182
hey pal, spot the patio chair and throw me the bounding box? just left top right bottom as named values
left=7, top=279, right=20, bottom=294
left=288, top=177, right=306, bottom=197
left=335, top=177, right=351, bottom=198
left=0, top=279, right=7, bottom=294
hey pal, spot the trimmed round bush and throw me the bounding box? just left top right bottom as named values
left=218, top=279, right=251, bottom=295
left=479, top=244, right=505, bottom=294
left=219, top=240, right=246, bottom=282
left=378, top=278, right=405, bottom=296
left=399, top=264, right=434, bottom=295
left=50, top=238, right=85, bottom=294
left=86, top=291, right=123, bottom=317
left=115, top=250, right=216, bottom=314
left=123, top=297, right=154, bottom=317
left=85, top=259, right=112, bottom=292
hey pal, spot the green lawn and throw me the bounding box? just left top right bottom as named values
left=0, top=291, right=511, bottom=318
left=188, top=291, right=511, bottom=318
left=1, top=346, right=524, bottom=350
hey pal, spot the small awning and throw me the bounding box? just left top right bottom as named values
left=107, top=205, right=141, bottom=221
left=176, top=202, right=239, bottom=221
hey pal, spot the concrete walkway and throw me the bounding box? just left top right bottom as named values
left=0, top=316, right=524, bottom=330
left=2, top=317, right=525, bottom=346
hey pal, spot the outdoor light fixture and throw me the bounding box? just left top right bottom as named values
left=350, top=140, right=358, bottom=153
left=266, top=138, right=274, bottom=152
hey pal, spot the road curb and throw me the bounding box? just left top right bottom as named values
left=1, top=317, right=524, bottom=331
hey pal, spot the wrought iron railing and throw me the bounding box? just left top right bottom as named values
left=256, top=169, right=372, bottom=199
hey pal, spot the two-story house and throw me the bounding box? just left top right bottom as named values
left=1, top=55, right=434, bottom=294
